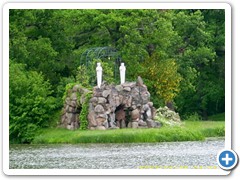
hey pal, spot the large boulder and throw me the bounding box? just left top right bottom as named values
left=115, top=85, right=123, bottom=92
left=102, top=89, right=111, bottom=98
left=96, top=126, right=106, bottom=130
left=138, top=120, right=147, bottom=127
left=96, top=117, right=106, bottom=126
left=98, top=97, right=107, bottom=104
left=132, top=122, right=138, bottom=128
left=131, top=109, right=140, bottom=120
left=146, top=119, right=155, bottom=128
left=88, top=111, right=97, bottom=127
left=94, top=104, right=105, bottom=113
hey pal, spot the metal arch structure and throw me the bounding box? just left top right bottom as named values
left=80, top=47, right=122, bottom=81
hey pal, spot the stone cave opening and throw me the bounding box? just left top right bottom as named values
left=114, top=104, right=131, bottom=128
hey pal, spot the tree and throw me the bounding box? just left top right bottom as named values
left=9, top=10, right=75, bottom=89
left=173, top=10, right=225, bottom=118
left=141, top=53, right=182, bottom=107
left=9, top=9, right=225, bottom=120
left=9, top=61, right=56, bottom=143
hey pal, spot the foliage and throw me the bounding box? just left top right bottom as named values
left=76, top=58, right=115, bottom=87
left=184, top=112, right=202, bottom=121
left=32, top=126, right=204, bottom=144
left=9, top=9, right=225, bottom=126
left=76, top=65, right=90, bottom=87
left=10, top=10, right=75, bottom=87
left=154, top=106, right=182, bottom=127
left=32, top=120, right=224, bottom=144
left=55, top=76, right=76, bottom=108
left=9, top=61, right=56, bottom=143
left=142, top=53, right=182, bottom=105
left=201, top=126, right=225, bottom=137
left=184, top=120, right=225, bottom=137
left=96, top=59, right=115, bottom=84
left=79, top=92, right=93, bottom=130
left=172, top=10, right=225, bottom=117
left=155, top=116, right=181, bottom=127
left=48, top=110, right=62, bottom=128
left=208, top=113, right=225, bottom=121
left=61, top=82, right=93, bottom=130
left=62, top=82, right=78, bottom=103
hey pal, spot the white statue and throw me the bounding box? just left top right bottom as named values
left=96, top=62, right=102, bottom=88
left=119, top=63, right=126, bottom=84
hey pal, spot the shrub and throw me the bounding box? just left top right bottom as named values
left=77, top=58, right=116, bottom=86
left=76, top=65, right=90, bottom=88
left=154, top=106, right=182, bottom=127
left=9, top=61, right=56, bottom=143
left=185, top=112, right=202, bottom=121
left=55, top=76, right=76, bottom=108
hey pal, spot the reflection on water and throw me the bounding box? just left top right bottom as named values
left=10, top=139, right=224, bottom=169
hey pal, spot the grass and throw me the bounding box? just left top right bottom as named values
left=183, top=112, right=225, bottom=137
left=184, top=121, right=225, bottom=137
left=32, top=121, right=224, bottom=144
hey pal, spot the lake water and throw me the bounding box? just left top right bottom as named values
left=9, top=139, right=224, bottom=169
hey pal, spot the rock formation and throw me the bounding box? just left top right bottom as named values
left=60, top=84, right=90, bottom=130
left=60, top=76, right=160, bottom=130
left=87, top=76, right=160, bottom=130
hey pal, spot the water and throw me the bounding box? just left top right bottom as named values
left=10, top=139, right=224, bottom=169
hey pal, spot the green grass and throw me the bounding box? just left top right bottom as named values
left=184, top=121, right=225, bottom=137
left=32, top=120, right=224, bottom=144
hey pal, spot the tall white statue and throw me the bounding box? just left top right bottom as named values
left=119, top=63, right=126, bottom=84
left=96, top=62, right=102, bottom=88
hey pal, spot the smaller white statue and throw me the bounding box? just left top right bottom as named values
left=119, top=63, right=126, bottom=84
left=96, top=62, right=102, bottom=88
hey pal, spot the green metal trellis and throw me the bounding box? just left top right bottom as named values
left=80, top=47, right=122, bottom=83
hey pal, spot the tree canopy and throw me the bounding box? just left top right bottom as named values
left=9, top=9, right=225, bottom=142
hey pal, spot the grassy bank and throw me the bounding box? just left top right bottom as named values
left=184, top=121, right=225, bottom=137
left=32, top=121, right=224, bottom=144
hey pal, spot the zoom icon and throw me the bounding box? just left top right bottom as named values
left=217, top=149, right=238, bottom=170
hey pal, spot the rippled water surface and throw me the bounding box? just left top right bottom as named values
left=10, top=139, right=224, bottom=169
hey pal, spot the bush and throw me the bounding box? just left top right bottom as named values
left=154, top=106, right=182, bottom=127
left=9, top=61, right=56, bottom=143
left=185, top=112, right=202, bottom=121
left=77, top=59, right=116, bottom=86
left=55, top=76, right=76, bottom=108
left=76, top=65, right=90, bottom=88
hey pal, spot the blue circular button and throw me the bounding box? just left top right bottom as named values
left=217, top=149, right=238, bottom=170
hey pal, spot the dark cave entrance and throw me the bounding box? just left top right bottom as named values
left=114, top=104, right=131, bottom=128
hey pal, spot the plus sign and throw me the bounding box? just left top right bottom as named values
left=222, top=153, right=233, bottom=165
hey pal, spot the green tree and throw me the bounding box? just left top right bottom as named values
left=173, top=10, right=225, bottom=118
left=9, top=61, right=56, bottom=143
left=9, top=9, right=225, bottom=120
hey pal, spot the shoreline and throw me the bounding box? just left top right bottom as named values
left=28, top=121, right=224, bottom=144
left=10, top=137, right=225, bottom=146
